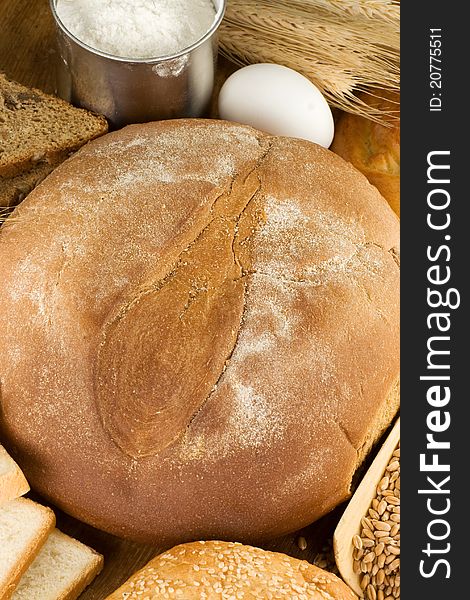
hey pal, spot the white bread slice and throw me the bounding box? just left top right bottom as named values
left=0, top=445, right=29, bottom=507
left=12, top=529, right=104, bottom=600
left=0, top=498, right=55, bottom=600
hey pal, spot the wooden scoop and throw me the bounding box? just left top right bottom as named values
left=333, top=417, right=400, bottom=597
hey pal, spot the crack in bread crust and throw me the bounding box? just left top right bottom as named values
left=94, top=140, right=400, bottom=461
left=94, top=145, right=274, bottom=459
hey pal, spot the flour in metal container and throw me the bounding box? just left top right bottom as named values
left=55, top=0, right=216, bottom=59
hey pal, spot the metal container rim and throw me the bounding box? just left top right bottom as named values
left=49, top=0, right=226, bottom=64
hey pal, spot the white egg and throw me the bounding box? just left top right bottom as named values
left=218, top=63, right=334, bottom=148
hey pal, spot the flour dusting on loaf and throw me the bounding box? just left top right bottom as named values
left=0, top=120, right=399, bottom=544
left=84, top=124, right=262, bottom=186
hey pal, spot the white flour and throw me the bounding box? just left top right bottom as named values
left=56, top=0, right=216, bottom=59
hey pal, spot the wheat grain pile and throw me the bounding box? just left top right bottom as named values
left=219, top=0, right=400, bottom=123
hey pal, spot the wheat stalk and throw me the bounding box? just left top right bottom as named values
left=219, top=0, right=400, bottom=123
left=290, top=0, right=400, bottom=23
left=0, top=208, right=13, bottom=226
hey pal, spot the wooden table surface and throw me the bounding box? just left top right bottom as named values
left=1, top=1, right=345, bottom=598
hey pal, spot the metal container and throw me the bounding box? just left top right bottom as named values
left=49, top=0, right=226, bottom=128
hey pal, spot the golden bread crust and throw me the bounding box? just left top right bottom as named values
left=0, top=120, right=399, bottom=544
left=106, top=540, right=357, bottom=599
left=331, top=90, right=400, bottom=216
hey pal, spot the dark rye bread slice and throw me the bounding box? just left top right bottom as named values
left=0, top=73, right=108, bottom=180
left=0, top=162, right=59, bottom=208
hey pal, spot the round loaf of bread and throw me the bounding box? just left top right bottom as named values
left=331, top=90, right=400, bottom=217
left=0, top=120, right=399, bottom=544
left=106, top=540, right=357, bottom=599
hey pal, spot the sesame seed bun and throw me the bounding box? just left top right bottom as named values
left=106, top=540, right=357, bottom=599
